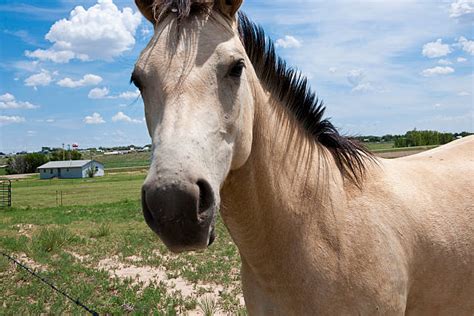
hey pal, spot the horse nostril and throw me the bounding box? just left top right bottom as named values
left=196, top=179, right=214, bottom=215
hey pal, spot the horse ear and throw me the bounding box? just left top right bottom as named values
left=216, top=0, right=243, bottom=17
left=135, top=0, right=156, bottom=24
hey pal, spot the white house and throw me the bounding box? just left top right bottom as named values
left=37, top=160, right=104, bottom=179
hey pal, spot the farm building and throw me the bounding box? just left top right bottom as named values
left=37, top=160, right=104, bottom=179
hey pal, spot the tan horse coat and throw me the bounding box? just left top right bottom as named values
left=134, top=1, right=474, bottom=314
left=221, top=89, right=474, bottom=314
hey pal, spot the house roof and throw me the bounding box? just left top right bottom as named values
left=38, top=160, right=102, bottom=169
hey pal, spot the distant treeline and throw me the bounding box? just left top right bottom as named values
left=5, top=150, right=82, bottom=175
left=356, top=130, right=472, bottom=148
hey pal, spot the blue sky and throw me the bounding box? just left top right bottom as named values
left=0, top=0, right=473, bottom=153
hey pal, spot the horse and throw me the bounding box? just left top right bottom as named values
left=133, top=0, right=474, bottom=314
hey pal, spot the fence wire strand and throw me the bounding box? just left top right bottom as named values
left=1, top=251, right=99, bottom=316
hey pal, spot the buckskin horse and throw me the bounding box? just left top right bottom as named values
left=133, top=0, right=474, bottom=314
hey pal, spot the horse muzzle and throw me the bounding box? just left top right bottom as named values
left=141, top=178, right=216, bottom=253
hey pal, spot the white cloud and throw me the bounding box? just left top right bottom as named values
left=329, top=67, right=337, bottom=73
left=57, top=74, right=103, bottom=88
left=117, top=90, right=140, bottom=99
left=0, top=93, right=39, bottom=109
left=421, top=66, right=455, bottom=77
left=88, top=87, right=110, bottom=99
left=433, top=103, right=442, bottom=108
left=457, top=36, right=474, bottom=55
left=112, top=111, right=143, bottom=124
left=46, top=118, right=55, bottom=123
left=140, top=25, right=152, bottom=37
left=0, top=115, right=25, bottom=125
left=347, top=69, right=364, bottom=86
left=346, top=69, right=375, bottom=92
left=25, top=49, right=76, bottom=64
left=422, top=39, right=451, bottom=58
left=84, top=112, right=105, bottom=124
left=275, top=35, right=302, bottom=49
left=13, top=60, right=40, bottom=72
left=351, top=83, right=374, bottom=93
left=25, top=0, right=141, bottom=63
left=24, top=70, right=53, bottom=88
left=449, top=0, right=474, bottom=18
left=437, top=59, right=452, bottom=65
left=88, top=87, right=140, bottom=99
left=27, top=130, right=37, bottom=136
left=457, top=57, right=467, bottom=62
left=458, top=91, right=470, bottom=96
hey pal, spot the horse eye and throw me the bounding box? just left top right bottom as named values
left=229, top=59, right=245, bottom=78
left=130, top=72, right=143, bottom=90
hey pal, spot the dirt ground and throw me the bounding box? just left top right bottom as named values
left=0, top=173, right=37, bottom=180
left=375, top=149, right=427, bottom=159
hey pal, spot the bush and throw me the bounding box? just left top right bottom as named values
left=86, top=167, right=96, bottom=178
left=6, top=153, right=49, bottom=174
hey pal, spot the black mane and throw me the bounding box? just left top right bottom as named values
left=149, top=1, right=373, bottom=184
left=238, top=13, right=372, bottom=184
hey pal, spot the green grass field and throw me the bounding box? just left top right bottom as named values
left=9, top=172, right=146, bottom=208
left=92, top=152, right=151, bottom=169
left=364, top=142, right=438, bottom=153
left=1, top=172, right=245, bottom=314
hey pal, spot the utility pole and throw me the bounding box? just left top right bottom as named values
left=62, top=143, right=65, bottom=160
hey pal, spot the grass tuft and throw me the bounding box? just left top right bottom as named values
left=90, top=223, right=111, bottom=238
left=32, top=227, right=75, bottom=253
left=198, top=296, right=219, bottom=316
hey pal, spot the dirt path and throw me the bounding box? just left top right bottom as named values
left=375, top=149, right=427, bottom=159
left=0, top=173, right=37, bottom=180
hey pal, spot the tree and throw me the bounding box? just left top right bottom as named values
left=5, top=156, right=26, bottom=174
left=5, top=153, right=49, bottom=174
left=24, top=153, right=49, bottom=173
left=50, top=149, right=82, bottom=161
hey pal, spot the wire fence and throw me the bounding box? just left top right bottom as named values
left=1, top=251, right=98, bottom=315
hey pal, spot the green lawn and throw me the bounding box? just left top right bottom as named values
left=92, top=152, right=151, bottom=169
left=9, top=172, right=147, bottom=208
left=1, top=172, right=245, bottom=314
left=0, top=202, right=243, bottom=314
left=364, top=141, right=395, bottom=151
left=365, top=142, right=438, bottom=153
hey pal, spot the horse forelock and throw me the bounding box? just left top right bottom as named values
left=142, top=2, right=375, bottom=185
left=151, top=0, right=231, bottom=24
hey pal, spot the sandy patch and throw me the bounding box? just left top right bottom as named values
left=1, top=173, right=36, bottom=180
left=125, top=255, right=143, bottom=263
left=14, top=224, right=35, bottom=238
left=14, top=253, right=47, bottom=272
left=65, top=251, right=90, bottom=262
left=98, top=256, right=223, bottom=297
left=96, top=256, right=244, bottom=313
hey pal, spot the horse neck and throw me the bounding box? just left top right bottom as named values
left=220, top=79, right=347, bottom=270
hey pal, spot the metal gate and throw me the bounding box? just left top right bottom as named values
left=0, top=180, right=12, bottom=208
